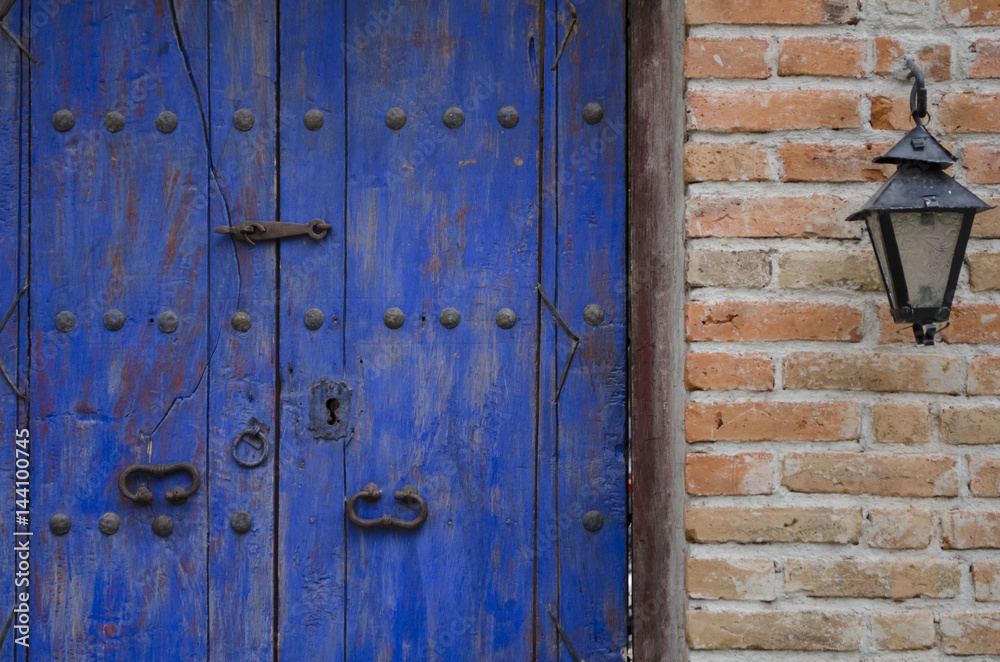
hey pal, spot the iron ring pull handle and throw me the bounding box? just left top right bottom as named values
left=346, top=483, right=428, bottom=530
left=118, top=462, right=201, bottom=506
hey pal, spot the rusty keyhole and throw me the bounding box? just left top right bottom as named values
left=325, top=398, right=340, bottom=425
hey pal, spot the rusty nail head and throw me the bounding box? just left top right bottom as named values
left=304, top=308, right=324, bottom=330
left=385, top=107, right=407, bottom=130
left=99, top=512, right=121, bottom=535
left=234, top=108, right=255, bottom=131
left=440, top=308, right=461, bottom=329
left=231, top=511, right=252, bottom=534
left=54, top=311, right=76, bottom=333
left=583, top=304, right=605, bottom=327
left=582, top=102, right=604, bottom=125
left=442, top=107, right=465, bottom=129
left=384, top=307, right=405, bottom=329
left=496, top=308, right=517, bottom=329
left=156, top=111, right=178, bottom=134
left=103, top=111, right=125, bottom=133
left=152, top=515, right=174, bottom=538
left=583, top=510, right=604, bottom=532
left=103, top=309, right=125, bottom=331
left=231, top=311, right=252, bottom=333
left=157, top=311, right=179, bottom=333
left=52, top=109, right=75, bottom=132
left=498, top=106, right=519, bottom=129
left=49, top=513, right=71, bottom=535
left=304, top=109, right=324, bottom=131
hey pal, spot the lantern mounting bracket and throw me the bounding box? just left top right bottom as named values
left=906, top=57, right=928, bottom=125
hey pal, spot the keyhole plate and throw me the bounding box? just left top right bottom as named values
left=309, top=380, right=352, bottom=441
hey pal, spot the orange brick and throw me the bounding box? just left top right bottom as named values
left=687, top=90, right=862, bottom=132
left=871, top=402, right=933, bottom=444
left=941, top=304, right=1000, bottom=343
left=875, top=38, right=951, bottom=79
left=973, top=561, right=1000, bottom=601
left=686, top=558, right=776, bottom=600
left=686, top=452, right=773, bottom=495
left=778, top=37, right=867, bottom=77
left=685, top=352, right=774, bottom=391
left=876, top=304, right=911, bottom=344
left=970, top=356, right=1000, bottom=395
left=968, top=254, right=1000, bottom=292
left=786, top=559, right=961, bottom=599
left=685, top=506, right=863, bottom=543
left=867, top=508, right=934, bottom=549
left=875, top=37, right=905, bottom=76
left=684, top=142, right=771, bottom=182
left=686, top=0, right=859, bottom=25
left=686, top=301, right=863, bottom=342
left=944, top=0, right=1000, bottom=25
left=779, top=143, right=895, bottom=182
left=941, top=613, right=1000, bottom=654
left=686, top=401, right=860, bottom=442
left=970, top=457, right=1000, bottom=496
left=782, top=452, right=958, bottom=497
left=941, top=407, right=1000, bottom=445
left=685, top=37, right=771, bottom=79
left=965, top=143, right=1000, bottom=184
left=686, top=195, right=863, bottom=239
left=974, top=201, right=1000, bottom=237
left=918, top=44, right=952, bottom=80
left=943, top=511, right=1000, bottom=548
left=971, top=39, right=1000, bottom=78
left=870, top=94, right=914, bottom=130
left=872, top=611, right=936, bottom=651
left=782, top=352, right=963, bottom=394
left=941, top=93, right=1000, bottom=133
left=687, top=610, right=862, bottom=651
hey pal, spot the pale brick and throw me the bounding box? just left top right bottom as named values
left=970, top=356, right=1000, bottom=395
left=778, top=37, right=867, bottom=77
left=869, top=94, right=913, bottom=130
left=786, top=559, right=961, bottom=598
left=872, top=0, right=925, bottom=15
left=943, top=0, right=1000, bottom=25
left=686, top=452, right=773, bottom=495
left=776, top=250, right=880, bottom=291
left=970, top=457, right=1000, bottom=496
left=968, top=253, right=1000, bottom=291
left=872, top=611, right=936, bottom=651
left=867, top=508, right=934, bottom=549
left=941, top=407, right=1000, bottom=445
left=974, top=561, right=1000, bottom=601
left=686, top=610, right=862, bottom=651
left=940, top=613, right=1000, bottom=654
left=872, top=403, right=933, bottom=444
left=684, top=142, right=771, bottom=182
left=686, top=301, right=863, bottom=342
left=782, top=352, right=963, bottom=394
left=686, top=506, right=863, bottom=544
left=965, top=143, right=1000, bottom=184
left=686, top=195, right=862, bottom=239
left=942, top=511, right=1000, bottom=548
left=686, top=401, right=860, bottom=442
left=970, top=38, right=1000, bottom=78
left=941, top=93, right=1000, bottom=133
left=687, top=249, right=771, bottom=288
left=973, top=201, right=1000, bottom=237
left=779, top=143, right=895, bottom=182
left=686, top=0, right=858, bottom=25
left=685, top=352, right=774, bottom=391
left=687, top=90, right=862, bottom=132
left=686, top=558, right=776, bottom=600
left=782, top=452, right=958, bottom=497
left=685, top=37, right=771, bottom=79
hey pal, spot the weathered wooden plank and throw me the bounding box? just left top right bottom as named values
left=276, top=0, right=347, bottom=657
left=344, top=1, right=541, bottom=658
left=206, top=0, right=277, bottom=658
left=29, top=0, right=210, bottom=657
left=553, top=1, right=629, bottom=659
left=628, top=0, right=687, bottom=660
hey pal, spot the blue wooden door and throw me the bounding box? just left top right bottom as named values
left=17, top=0, right=626, bottom=659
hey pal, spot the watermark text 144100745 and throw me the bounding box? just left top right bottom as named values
left=11, top=428, right=31, bottom=648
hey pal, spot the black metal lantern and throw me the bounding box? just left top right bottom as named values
left=848, top=58, right=992, bottom=345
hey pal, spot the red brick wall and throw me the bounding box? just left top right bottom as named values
left=683, top=0, right=1000, bottom=655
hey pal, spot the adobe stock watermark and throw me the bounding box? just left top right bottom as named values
left=11, top=427, right=31, bottom=648
left=351, top=0, right=410, bottom=52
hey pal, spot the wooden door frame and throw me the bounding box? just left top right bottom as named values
left=628, top=0, right=687, bottom=659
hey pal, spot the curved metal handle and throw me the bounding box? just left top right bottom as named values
left=346, top=482, right=428, bottom=530
left=118, top=462, right=201, bottom=506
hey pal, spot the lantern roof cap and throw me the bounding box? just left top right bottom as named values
left=847, top=164, right=992, bottom=221
left=873, top=123, right=956, bottom=166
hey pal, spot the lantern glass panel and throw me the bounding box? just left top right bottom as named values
left=889, top=210, right=963, bottom=309
left=865, top=213, right=897, bottom=309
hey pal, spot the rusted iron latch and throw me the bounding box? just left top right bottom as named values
left=118, top=462, right=201, bottom=506
left=536, top=284, right=581, bottom=403
left=0, top=0, right=39, bottom=63
left=231, top=417, right=269, bottom=468
left=0, top=282, right=27, bottom=399
left=346, top=483, right=428, bottom=530
left=214, top=219, right=331, bottom=246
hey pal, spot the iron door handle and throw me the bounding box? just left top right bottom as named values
left=346, top=482, right=428, bottom=530
left=118, top=462, right=201, bottom=506
left=214, top=219, right=331, bottom=245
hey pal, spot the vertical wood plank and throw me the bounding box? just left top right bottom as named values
left=628, top=0, right=687, bottom=659
left=276, top=0, right=347, bottom=656
left=344, top=2, right=541, bottom=658
left=554, top=1, right=629, bottom=659
left=206, top=0, right=277, bottom=657
left=29, top=0, right=210, bottom=657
